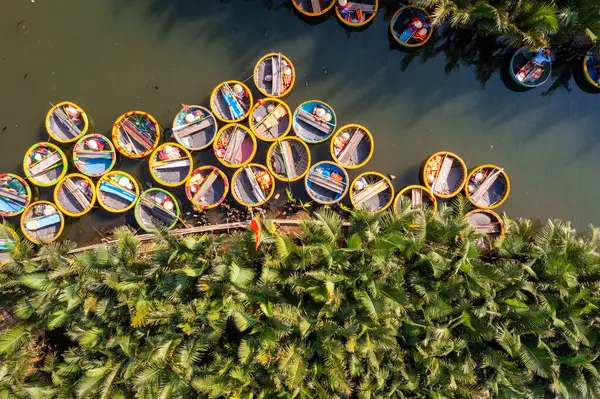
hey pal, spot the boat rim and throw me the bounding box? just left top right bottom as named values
left=253, top=53, right=296, bottom=99
left=0, top=173, right=32, bottom=217
left=389, top=5, right=434, bottom=48
left=509, top=47, right=552, bottom=88
left=210, top=80, right=254, bottom=123
left=349, top=171, right=394, bottom=213
left=213, top=123, right=257, bottom=168
left=171, top=105, right=218, bottom=151
left=23, top=142, right=68, bottom=187
left=335, top=0, right=379, bottom=27
left=422, top=151, right=467, bottom=198
left=185, top=165, right=230, bottom=210
left=96, top=171, right=140, bottom=213
left=291, top=0, right=336, bottom=18
left=111, top=111, right=161, bottom=159
left=465, top=208, right=505, bottom=237
left=464, top=164, right=510, bottom=209
left=266, top=137, right=312, bottom=183
left=73, top=133, right=117, bottom=177
left=304, top=161, right=349, bottom=205
left=53, top=173, right=97, bottom=217
left=394, top=184, right=438, bottom=219
left=134, top=187, right=180, bottom=232
left=20, top=200, right=65, bottom=245
left=231, top=163, right=275, bottom=207
left=149, top=142, right=194, bottom=187
left=583, top=50, right=600, bottom=89
left=329, top=123, right=374, bottom=169
left=293, top=100, right=337, bottom=144
left=249, top=98, right=293, bottom=142
left=45, top=101, right=90, bottom=143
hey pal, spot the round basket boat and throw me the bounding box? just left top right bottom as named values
left=0, top=225, right=19, bottom=265
left=53, top=173, right=96, bottom=218
left=185, top=166, right=229, bottom=210
left=172, top=105, right=218, bottom=151
left=112, top=111, right=161, bottom=159
left=134, top=188, right=181, bottom=232
left=510, top=48, right=551, bottom=88
left=73, top=134, right=117, bottom=177
left=293, top=100, right=337, bottom=144
left=96, top=171, right=140, bottom=214
left=330, top=124, right=373, bottom=169
left=390, top=6, right=433, bottom=48
left=45, top=101, right=90, bottom=144
left=253, top=53, right=295, bottom=98
left=149, top=143, right=193, bottom=187
left=305, top=161, right=349, bottom=205
left=249, top=99, right=292, bottom=142
left=20, top=201, right=65, bottom=245
left=394, top=185, right=437, bottom=220
left=336, top=0, right=378, bottom=27
left=349, top=172, right=393, bottom=213
left=0, top=174, right=33, bottom=218
left=214, top=124, right=257, bottom=168
left=210, top=80, right=253, bottom=123
left=422, top=151, right=467, bottom=198
left=465, top=164, right=510, bottom=209
left=292, top=0, right=335, bottom=17
left=231, top=164, right=275, bottom=207
left=583, top=51, right=600, bottom=89
left=267, top=137, right=311, bottom=182
left=23, top=142, right=68, bottom=187
left=465, top=209, right=505, bottom=252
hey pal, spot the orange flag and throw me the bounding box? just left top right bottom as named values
left=250, top=215, right=262, bottom=250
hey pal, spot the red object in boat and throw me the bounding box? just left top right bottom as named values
left=250, top=214, right=262, bottom=250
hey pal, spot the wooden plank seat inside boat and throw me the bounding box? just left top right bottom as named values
left=54, top=174, right=95, bottom=217
left=97, top=172, right=139, bottom=213
left=251, top=99, right=291, bottom=141
left=465, top=165, right=509, bottom=209
left=267, top=137, right=311, bottom=182
left=465, top=209, right=504, bottom=251
left=254, top=53, right=295, bottom=98
left=214, top=124, right=256, bottom=168
left=23, top=142, right=68, bottom=187
left=351, top=172, right=393, bottom=213
left=46, top=101, right=88, bottom=143
left=394, top=185, right=438, bottom=221
left=186, top=166, right=229, bottom=209
left=21, top=201, right=64, bottom=244
left=423, top=152, right=467, bottom=198
left=331, top=124, right=373, bottom=168
left=135, top=189, right=179, bottom=232
left=210, top=81, right=253, bottom=123
left=232, top=164, right=274, bottom=207
left=305, top=161, right=349, bottom=204
left=73, top=134, right=116, bottom=177
left=150, top=143, right=193, bottom=187
left=293, top=101, right=337, bottom=144
left=172, top=105, right=218, bottom=150
left=292, top=0, right=334, bottom=15
left=112, top=111, right=161, bottom=159
left=0, top=174, right=32, bottom=217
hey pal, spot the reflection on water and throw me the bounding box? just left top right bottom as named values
left=1, top=0, right=599, bottom=244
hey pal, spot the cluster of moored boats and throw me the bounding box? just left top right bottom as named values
left=0, top=51, right=511, bottom=262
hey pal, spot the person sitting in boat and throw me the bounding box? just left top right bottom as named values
left=413, top=27, right=429, bottom=42
left=64, top=105, right=81, bottom=122
left=533, top=49, right=551, bottom=65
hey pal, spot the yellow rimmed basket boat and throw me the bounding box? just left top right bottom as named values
left=134, top=188, right=181, bottom=232
left=422, top=151, right=467, bottom=198
left=465, top=209, right=505, bottom=252
left=172, top=104, right=218, bottom=151
left=210, top=80, right=253, bottom=123
left=292, top=0, right=335, bottom=17
left=214, top=124, right=257, bottom=168
left=305, top=161, right=349, bottom=205
left=112, top=111, right=161, bottom=159
left=0, top=224, right=19, bottom=265
left=149, top=143, right=193, bottom=187
left=394, top=185, right=437, bottom=221
left=186, top=166, right=229, bottom=210
left=20, top=201, right=65, bottom=245
left=73, top=134, right=117, bottom=177
left=267, top=137, right=311, bottom=183
left=330, top=124, right=374, bottom=169
left=253, top=53, right=295, bottom=98
left=231, top=164, right=275, bottom=207
left=45, top=101, right=89, bottom=143
left=0, top=174, right=33, bottom=218
left=23, top=142, right=68, bottom=187
left=336, top=0, right=378, bottom=27
left=293, top=100, right=337, bottom=144
left=389, top=5, right=434, bottom=48
left=465, top=164, right=510, bottom=209
left=349, top=172, right=393, bottom=213
left=53, top=173, right=96, bottom=218
left=583, top=51, right=600, bottom=89
left=96, top=171, right=140, bottom=214
left=249, top=98, right=292, bottom=142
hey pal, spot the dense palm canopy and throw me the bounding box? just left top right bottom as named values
left=1, top=199, right=600, bottom=398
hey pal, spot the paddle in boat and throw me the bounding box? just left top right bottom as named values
left=510, top=48, right=551, bottom=88
left=254, top=53, right=295, bottom=98
left=267, top=137, right=311, bottom=182
left=73, top=134, right=117, bottom=177
left=20, top=201, right=64, bottom=244
left=465, top=209, right=504, bottom=252
left=293, top=100, right=336, bottom=144
left=0, top=224, right=19, bottom=265
left=292, top=0, right=335, bottom=17
left=465, top=164, right=510, bottom=209
left=172, top=104, right=218, bottom=151
left=96, top=171, right=140, bottom=214
left=390, top=5, right=433, bottom=48
left=210, top=80, right=253, bottom=123
left=45, top=101, right=89, bottom=143
left=331, top=124, right=374, bottom=169
left=0, top=174, right=32, bottom=217
left=305, top=161, right=349, bottom=205
left=185, top=166, right=229, bottom=210
left=422, top=151, right=467, bottom=198
left=336, top=0, right=378, bottom=27
left=149, top=143, right=193, bottom=187
left=23, top=142, right=68, bottom=187
left=112, top=111, right=161, bottom=159
left=214, top=124, right=257, bottom=168
left=250, top=98, right=292, bottom=141
left=54, top=173, right=96, bottom=218
left=231, top=164, right=275, bottom=207
left=394, top=185, right=437, bottom=222
left=134, top=188, right=181, bottom=232
left=350, top=172, right=393, bottom=213
left=583, top=51, right=600, bottom=89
